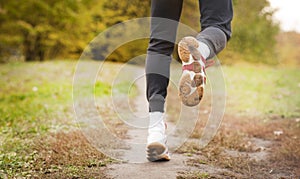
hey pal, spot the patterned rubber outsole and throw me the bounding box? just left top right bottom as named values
left=178, top=36, right=205, bottom=107
left=146, top=142, right=170, bottom=162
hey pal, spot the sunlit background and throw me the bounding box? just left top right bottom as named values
left=268, top=0, right=300, bottom=32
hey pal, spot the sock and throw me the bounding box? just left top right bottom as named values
left=197, top=41, right=210, bottom=59
left=147, top=112, right=166, bottom=144
left=148, top=112, right=164, bottom=128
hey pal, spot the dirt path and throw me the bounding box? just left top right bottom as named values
left=103, top=74, right=272, bottom=178
left=106, top=154, right=197, bottom=179
left=104, top=71, right=200, bottom=178
left=102, top=67, right=298, bottom=179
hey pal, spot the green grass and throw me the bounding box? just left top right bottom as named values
left=0, top=61, right=74, bottom=148
left=223, top=64, right=300, bottom=118
left=0, top=60, right=137, bottom=177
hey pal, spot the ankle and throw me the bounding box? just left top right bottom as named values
left=148, top=112, right=164, bottom=128
left=197, top=41, right=210, bottom=59
left=147, top=112, right=166, bottom=144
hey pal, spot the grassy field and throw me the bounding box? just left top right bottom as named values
left=0, top=60, right=124, bottom=177
left=0, top=60, right=299, bottom=178
left=224, top=63, right=300, bottom=118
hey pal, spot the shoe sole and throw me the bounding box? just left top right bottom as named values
left=178, top=36, right=205, bottom=107
left=146, top=142, right=170, bottom=162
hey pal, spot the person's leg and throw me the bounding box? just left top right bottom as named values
left=146, top=0, right=183, bottom=162
left=197, top=0, right=233, bottom=58
left=146, top=0, right=183, bottom=112
left=178, top=0, right=233, bottom=106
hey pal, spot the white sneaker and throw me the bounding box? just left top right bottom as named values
left=146, top=112, right=170, bottom=161
left=178, top=36, right=214, bottom=107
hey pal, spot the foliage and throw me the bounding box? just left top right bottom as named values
left=87, top=0, right=150, bottom=62
left=222, top=0, right=280, bottom=64
left=275, top=31, right=300, bottom=66
left=0, top=0, right=104, bottom=62
left=0, top=0, right=280, bottom=64
left=101, top=0, right=150, bottom=27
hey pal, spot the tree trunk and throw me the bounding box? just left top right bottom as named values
left=35, top=34, right=45, bottom=61
left=24, top=33, right=37, bottom=61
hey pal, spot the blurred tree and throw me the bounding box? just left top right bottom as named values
left=0, top=0, right=103, bottom=61
left=221, top=0, right=279, bottom=64
left=0, top=0, right=279, bottom=64
left=181, top=0, right=200, bottom=31
left=87, top=0, right=151, bottom=62
left=276, top=31, right=300, bottom=66
left=101, top=0, right=150, bottom=26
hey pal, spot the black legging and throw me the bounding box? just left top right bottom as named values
left=146, top=0, right=233, bottom=112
